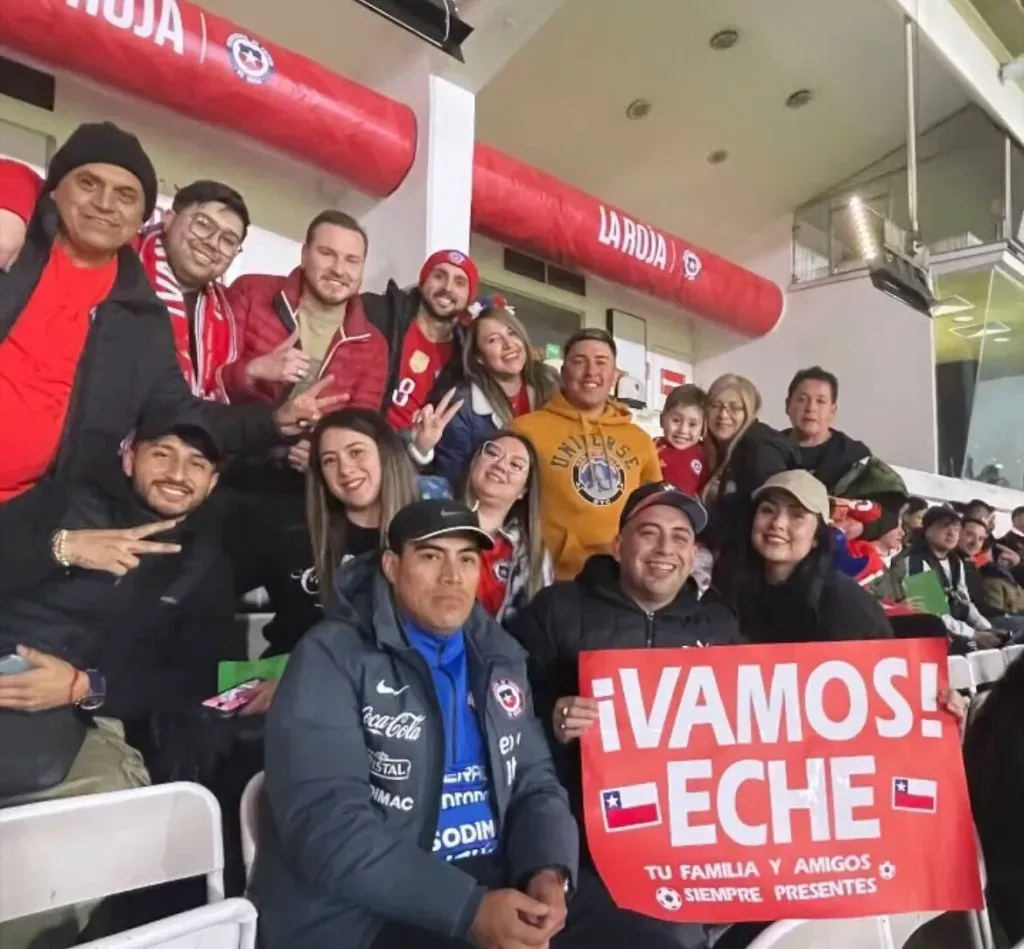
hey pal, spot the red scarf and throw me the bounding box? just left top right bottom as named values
left=136, top=226, right=237, bottom=402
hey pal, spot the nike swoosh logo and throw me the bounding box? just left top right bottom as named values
left=376, top=680, right=409, bottom=696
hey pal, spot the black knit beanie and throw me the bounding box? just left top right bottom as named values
left=45, top=122, right=158, bottom=220
left=861, top=491, right=910, bottom=543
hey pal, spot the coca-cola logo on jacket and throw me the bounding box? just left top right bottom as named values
left=362, top=706, right=425, bottom=742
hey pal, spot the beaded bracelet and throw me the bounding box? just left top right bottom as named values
left=51, top=529, right=70, bottom=568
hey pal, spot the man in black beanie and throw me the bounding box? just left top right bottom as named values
left=0, top=121, right=338, bottom=601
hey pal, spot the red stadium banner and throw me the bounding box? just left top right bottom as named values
left=579, top=639, right=983, bottom=923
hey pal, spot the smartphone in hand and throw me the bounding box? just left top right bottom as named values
left=202, top=678, right=263, bottom=716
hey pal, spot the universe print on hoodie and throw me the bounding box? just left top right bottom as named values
left=511, top=391, right=661, bottom=581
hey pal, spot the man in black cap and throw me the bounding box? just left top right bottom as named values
left=0, top=407, right=235, bottom=944
left=904, top=506, right=1005, bottom=650
left=507, top=482, right=741, bottom=949
left=0, top=121, right=336, bottom=601
left=260, top=498, right=680, bottom=949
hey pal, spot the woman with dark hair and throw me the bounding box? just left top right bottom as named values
left=463, top=432, right=551, bottom=622
left=722, top=469, right=893, bottom=643
left=430, top=296, right=558, bottom=486
left=963, top=651, right=1024, bottom=943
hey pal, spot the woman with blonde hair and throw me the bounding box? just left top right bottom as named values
left=463, top=432, right=552, bottom=622
left=431, top=295, right=558, bottom=487
left=701, top=373, right=798, bottom=553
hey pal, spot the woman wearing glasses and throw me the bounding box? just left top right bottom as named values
left=701, top=373, right=798, bottom=557
left=463, top=433, right=552, bottom=623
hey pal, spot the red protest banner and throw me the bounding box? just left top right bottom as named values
left=579, top=638, right=983, bottom=923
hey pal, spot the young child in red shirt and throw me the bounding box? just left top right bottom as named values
left=656, top=384, right=710, bottom=496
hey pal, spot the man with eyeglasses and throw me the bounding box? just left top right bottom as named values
left=0, top=157, right=248, bottom=403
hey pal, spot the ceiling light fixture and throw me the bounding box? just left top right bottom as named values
left=708, top=149, right=729, bottom=164
left=953, top=315, right=975, bottom=323
left=993, top=336, right=1011, bottom=342
left=786, top=89, right=814, bottom=109
left=931, top=295, right=976, bottom=319
left=625, top=99, right=652, bottom=120
left=709, top=29, right=739, bottom=50
left=849, top=196, right=879, bottom=261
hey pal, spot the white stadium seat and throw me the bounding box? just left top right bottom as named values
left=0, top=782, right=224, bottom=924
left=1004, top=643, right=1024, bottom=668
left=969, top=649, right=1006, bottom=688
left=239, top=771, right=265, bottom=885
left=948, top=654, right=975, bottom=693
left=79, top=899, right=257, bottom=949
left=746, top=917, right=892, bottom=948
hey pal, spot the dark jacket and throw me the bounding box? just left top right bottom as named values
left=433, top=382, right=508, bottom=487
left=705, top=421, right=800, bottom=555
left=255, top=555, right=578, bottom=949
left=507, top=555, right=743, bottom=824
left=0, top=202, right=278, bottom=599
left=733, top=561, right=894, bottom=644
left=782, top=428, right=905, bottom=497
left=361, top=280, right=466, bottom=413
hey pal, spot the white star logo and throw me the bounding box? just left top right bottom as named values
left=879, top=861, right=896, bottom=881
left=606, top=793, right=620, bottom=808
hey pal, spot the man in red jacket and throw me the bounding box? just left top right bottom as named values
left=221, top=208, right=387, bottom=418
left=0, top=157, right=250, bottom=402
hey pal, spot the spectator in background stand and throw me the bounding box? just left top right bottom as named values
left=783, top=366, right=905, bottom=496
left=369, top=249, right=478, bottom=431
left=510, top=328, right=661, bottom=581
left=998, top=505, right=1024, bottom=560
left=0, top=122, right=328, bottom=603
left=957, top=518, right=1024, bottom=639
left=904, top=507, right=1005, bottom=650
left=0, top=156, right=250, bottom=403
left=656, top=383, right=710, bottom=497
left=902, top=496, right=928, bottom=539
left=428, top=296, right=557, bottom=484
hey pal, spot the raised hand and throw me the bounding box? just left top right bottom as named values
left=274, top=376, right=350, bottom=437
left=411, top=387, right=464, bottom=455
left=246, top=328, right=311, bottom=385
left=62, top=520, right=182, bottom=576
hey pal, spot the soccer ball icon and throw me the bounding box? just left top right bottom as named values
left=655, top=887, right=683, bottom=911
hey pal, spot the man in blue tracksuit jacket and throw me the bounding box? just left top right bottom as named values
left=256, top=499, right=680, bottom=949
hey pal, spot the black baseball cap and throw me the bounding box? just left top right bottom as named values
left=387, top=499, right=495, bottom=552
left=921, top=505, right=961, bottom=531
left=619, top=482, right=709, bottom=534
left=134, top=409, right=223, bottom=464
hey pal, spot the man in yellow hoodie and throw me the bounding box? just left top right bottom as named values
left=511, top=328, right=661, bottom=580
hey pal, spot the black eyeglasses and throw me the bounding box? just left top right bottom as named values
left=186, top=212, right=243, bottom=257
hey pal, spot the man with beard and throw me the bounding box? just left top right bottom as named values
left=222, top=208, right=387, bottom=417
left=0, top=407, right=231, bottom=944
left=219, top=210, right=388, bottom=644
left=0, top=158, right=249, bottom=402
left=367, top=248, right=479, bottom=431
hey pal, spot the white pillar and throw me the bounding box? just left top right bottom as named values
left=358, top=59, right=476, bottom=293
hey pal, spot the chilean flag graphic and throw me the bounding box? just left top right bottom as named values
left=601, top=782, right=662, bottom=832
left=892, top=776, right=938, bottom=813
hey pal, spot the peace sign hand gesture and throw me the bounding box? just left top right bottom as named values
left=411, top=387, right=464, bottom=456
left=61, top=520, right=183, bottom=577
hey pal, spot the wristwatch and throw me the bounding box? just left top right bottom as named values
left=77, top=669, right=106, bottom=711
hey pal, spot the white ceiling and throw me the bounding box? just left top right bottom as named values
left=194, top=0, right=972, bottom=261
left=476, top=0, right=971, bottom=259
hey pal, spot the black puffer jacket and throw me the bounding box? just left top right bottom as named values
left=507, top=555, right=743, bottom=825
